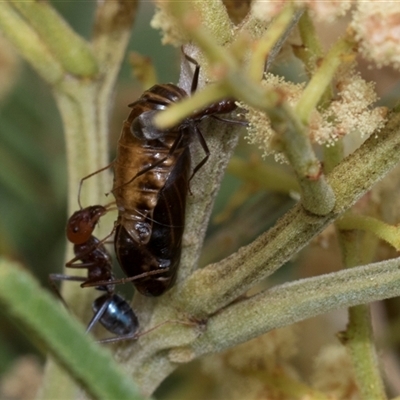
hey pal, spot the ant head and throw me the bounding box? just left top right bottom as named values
left=66, top=205, right=107, bottom=244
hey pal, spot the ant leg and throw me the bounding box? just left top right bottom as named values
left=50, top=274, right=89, bottom=283
left=48, top=274, right=87, bottom=310
left=65, top=261, right=105, bottom=270
left=78, top=162, right=114, bottom=209
left=86, top=295, right=112, bottom=333
left=97, top=319, right=196, bottom=344
left=65, top=228, right=116, bottom=268
left=81, top=267, right=168, bottom=289
left=96, top=332, right=138, bottom=344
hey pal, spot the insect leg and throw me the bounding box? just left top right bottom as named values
left=85, top=295, right=112, bottom=333
left=97, top=319, right=196, bottom=344
left=189, top=124, right=210, bottom=182
left=48, top=274, right=87, bottom=310
left=80, top=268, right=168, bottom=289
left=78, top=162, right=114, bottom=209
left=65, top=228, right=116, bottom=268
left=181, top=49, right=200, bottom=94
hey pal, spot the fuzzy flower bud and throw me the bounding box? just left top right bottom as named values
left=244, top=68, right=387, bottom=162
left=151, top=2, right=188, bottom=46
left=351, top=2, right=400, bottom=70
left=251, top=0, right=352, bottom=22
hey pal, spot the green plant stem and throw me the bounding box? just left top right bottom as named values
left=0, top=2, right=63, bottom=84
left=297, top=12, right=331, bottom=119
left=172, top=256, right=400, bottom=360
left=297, top=10, right=335, bottom=111
left=92, top=0, right=139, bottom=97
left=55, top=85, right=111, bottom=210
left=239, top=8, right=303, bottom=74
left=0, top=258, right=147, bottom=400
left=156, top=72, right=282, bottom=130
left=178, top=119, right=244, bottom=284
left=168, top=1, right=234, bottom=65
left=323, top=141, right=344, bottom=173
left=279, top=104, right=336, bottom=215
left=187, top=0, right=234, bottom=45
left=297, top=11, right=346, bottom=173
left=39, top=64, right=115, bottom=400
left=296, top=33, right=356, bottom=124
left=337, top=231, right=387, bottom=399
left=10, top=0, right=98, bottom=77
left=337, top=213, right=400, bottom=250
left=345, top=306, right=387, bottom=399
left=155, top=84, right=230, bottom=128
left=248, top=5, right=296, bottom=81
left=297, top=10, right=323, bottom=71
left=46, top=87, right=112, bottom=399
left=253, top=10, right=336, bottom=216
left=177, top=110, right=400, bottom=318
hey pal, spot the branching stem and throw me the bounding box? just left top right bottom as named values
left=337, top=229, right=387, bottom=399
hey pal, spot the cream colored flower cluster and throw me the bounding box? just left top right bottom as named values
left=244, top=74, right=305, bottom=163
left=245, top=70, right=387, bottom=162
left=151, top=2, right=188, bottom=45
left=351, top=2, right=400, bottom=70
left=251, top=1, right=400, bottom=70
left=251, top=0, right=352, bottom=22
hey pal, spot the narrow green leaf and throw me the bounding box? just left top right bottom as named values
left=0, top=257, right=147, bottom=400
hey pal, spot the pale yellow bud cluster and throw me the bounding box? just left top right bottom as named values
left=151, top=2, right=188, bottom=45
left=244, top=74, right=305, bottom=163
left=245, top=69, right=387, bottom=162
left=317, top=71, right=387, bottom=144
left=251, top=0, right=352, bottom=23
left=351, top=2, right=400, bottom=70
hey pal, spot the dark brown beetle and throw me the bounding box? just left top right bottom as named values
left=112, top=55, right=238, bottom=296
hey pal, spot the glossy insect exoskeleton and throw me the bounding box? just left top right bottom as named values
left=115, top=144, right=190, bottom=296
left=90, top=293, right=139, bottom=337
left=66, top=205, right=108, bottom=245
left=50, top=206, right=139, bottom=341
left=112, top=55, right=238, bottom=297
